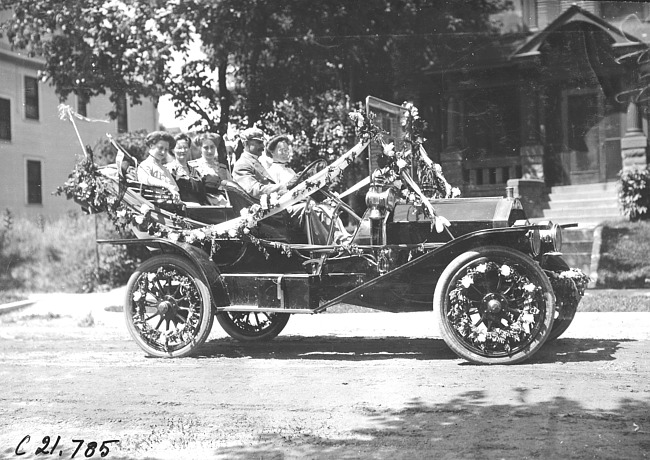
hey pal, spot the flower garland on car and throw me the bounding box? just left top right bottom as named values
left=546, top=268, right=591, bottom=316
left=365, top=102, right=459, bottom=234
left=447, top=261, right=544, bottom=352
left=56, top=102, right=459, bottom=259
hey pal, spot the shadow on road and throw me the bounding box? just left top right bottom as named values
left=206, top=395, right=650, bottom=459
left=194, top=336, right=632, bottom=363
left=196, top=336, right=458, bottom=360
left=533, top=338, right=634, bottom=364
left=6, top=394, right=644, bottom=460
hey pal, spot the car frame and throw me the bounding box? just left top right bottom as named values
left=59, top=102, right=590, bottom=365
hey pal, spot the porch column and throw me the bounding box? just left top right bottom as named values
left=440, top=95, right=464, bottom=186
left=519, top=81, right=545, bottom=180
left=621, top=100, right=647, bottom=168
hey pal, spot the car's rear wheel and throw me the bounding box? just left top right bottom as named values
left=434, top=246, right=555, bottom=365
left=216, top=311, right=290, bottom=341
left=124, top=254, right=214, bottom=358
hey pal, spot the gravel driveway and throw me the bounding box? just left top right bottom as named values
left=0, top=289, right=648, bottom=459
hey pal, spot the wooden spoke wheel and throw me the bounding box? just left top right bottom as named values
left=216, top=311, right=290, bottom=342
left=124, top=255, right=214, bottom=358
left=434, top=246, right=555, bottom=365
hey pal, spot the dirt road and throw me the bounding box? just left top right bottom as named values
left=0, top=290, right=648, bottom=459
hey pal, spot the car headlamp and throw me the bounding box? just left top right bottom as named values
left=539, top=221, right=562, bottom=253
left=528, top=228, right=541, bottom=257
left=366, top=184, right=397, bottom=220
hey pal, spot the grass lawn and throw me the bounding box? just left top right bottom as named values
left=579, top=289, right=650, bottom=312
left=597, top=220, right=650, bottom=288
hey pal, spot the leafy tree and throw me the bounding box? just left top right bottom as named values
left=0, top=0, right=507, bottom=129
left=260, top=89, right=364, bottom=185
left=0, top=1, right=193, bottom=116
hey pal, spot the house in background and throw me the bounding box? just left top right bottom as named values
left=0, top=42, right=158, bottom=219
left=419, top=0, right=650, bottom=219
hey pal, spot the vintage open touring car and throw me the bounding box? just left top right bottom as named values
left=58, top=100, right=589, bottom=365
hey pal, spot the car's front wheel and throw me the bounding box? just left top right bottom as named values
left=434, top=246, right=555, bottom=365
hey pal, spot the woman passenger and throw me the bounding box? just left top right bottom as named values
left=189, top=132, right=232, bottom=182
left=137, top=131, right=180, bottom=201
left=165, top=133, right=208, bottom=204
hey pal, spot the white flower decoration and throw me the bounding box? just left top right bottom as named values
left=382, top=142, right=395, bottom=157
left=269, top=192, right=279, bottom=207
left=461, top=275, right=473, bottom=289
left=227, top=228, right=238, bottom=238
left=521, top=313, right=535, bottom=324
left=140, top=203, right=153, bottom=215
left=499, top=265, right=512, bottom=277
left=476, top=263, right=488, bottom=274
left=434, top=215, right=451, bottom=233
left=396, top=159, right=408, bottom=170
left=523, top=283, right=537, bottom=292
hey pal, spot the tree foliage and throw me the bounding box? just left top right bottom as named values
left=0, top=0, right=507, bottom=129
left=260, top=89, right=365, bottom=191
left=0, top=0, right=193, bottom=114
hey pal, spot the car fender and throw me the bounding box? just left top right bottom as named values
left=97, top=238, right=230, bottom=307
left=406, top=226, right=535, bottom=271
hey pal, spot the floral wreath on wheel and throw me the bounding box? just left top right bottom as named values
left=447, top=261, right=545, bottom=352
left=130, top=267, right=203, bottom=351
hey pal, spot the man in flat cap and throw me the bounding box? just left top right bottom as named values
left=232, top=127, right=292, bottom=199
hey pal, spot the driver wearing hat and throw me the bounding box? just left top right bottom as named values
left=232, top=127, right=287, bottom=199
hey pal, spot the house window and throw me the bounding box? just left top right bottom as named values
left=116, top=94, right=128, bottom=133
left=0, top=98, right=10, bottom=141
left=77, top=93, right=88, bottom=117
left=26, top=160, right=42, bottom=205
left=24, top=76, right=39, bottom=120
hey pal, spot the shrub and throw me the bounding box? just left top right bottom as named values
left=617, top=166, right=650, bottom=221
left=0, top=211, right=143, bottom=294
left=93, top=129, right=149, bottom=166
left=597, top=220, right=650, bottom=288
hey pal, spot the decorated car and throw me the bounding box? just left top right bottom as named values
left=57, top=100, right=589, bottom=365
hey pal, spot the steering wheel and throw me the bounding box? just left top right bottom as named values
left=290, top=158, right=328, bottom=187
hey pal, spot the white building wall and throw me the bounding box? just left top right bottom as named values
left=0, top=49, right=158, bottom=219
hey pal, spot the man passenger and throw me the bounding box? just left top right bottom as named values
left=232, top=127, right=292, bottom=198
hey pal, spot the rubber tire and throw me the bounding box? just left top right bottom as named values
left=124, top=254, right=214, bottom=358
left=433, top=246, right=555, bottom=365
left=544, top=255, right=576, bottom=342
left=216, top=311, right=290, bottom=342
